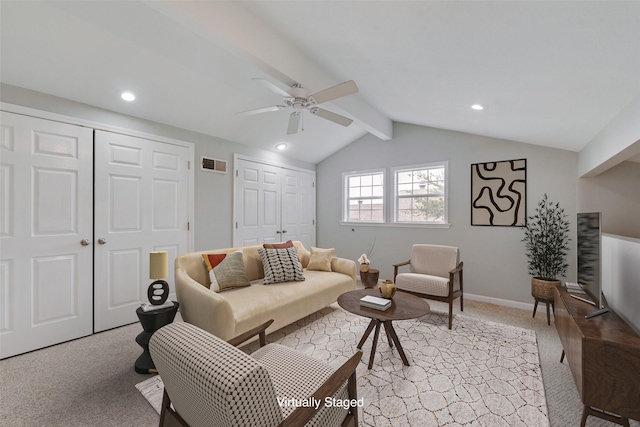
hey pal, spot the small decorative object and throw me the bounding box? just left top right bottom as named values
left=522, top=194, right=570, bottom=324
left=148, top=251, right=169, bottom=305
left=379, top=280, right=396, bottom=299
left=471, top=158, right=526, bottom=226
left=358, top=254, right=370, bottom=272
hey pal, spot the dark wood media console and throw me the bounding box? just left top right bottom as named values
left=554, top=285, right=640, bottom=426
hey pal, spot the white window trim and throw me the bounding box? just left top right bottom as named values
left=391, top=161, right=449, bottom=225
left=340, top=221, right=451, bottom=229
left=342, top=168, right=386, bottom=223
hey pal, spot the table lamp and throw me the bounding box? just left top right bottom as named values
left=145, top=251, right=171, bottom=310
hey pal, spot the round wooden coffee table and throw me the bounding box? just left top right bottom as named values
left=338, top=289, right=430, bottom=369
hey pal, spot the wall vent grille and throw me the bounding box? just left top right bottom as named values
left=201, top=156, right=227, bottom=174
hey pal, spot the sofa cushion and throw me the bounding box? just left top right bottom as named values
left=203, top=251, right=251, bottom=292
left=307, top=247, right=334, bottom=272
left=226, top=270, right=355, bottom=337
left=258, top=247, right=305, bottom=285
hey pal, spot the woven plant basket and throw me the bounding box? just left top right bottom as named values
left=531, top=277, right=560, bottom=302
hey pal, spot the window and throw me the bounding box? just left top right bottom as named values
left=394, top=162, right=447, bottom=223
left=343, top=170, right=384, bottom=222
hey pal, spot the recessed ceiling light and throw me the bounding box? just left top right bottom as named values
left=275, top=143, right=288, bottom=151
left=121, top=91, right=136, bottom=102
left=471, top=104, right=484, bottom=110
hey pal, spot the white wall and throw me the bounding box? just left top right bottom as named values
left=0, top=84, right=314, bottom=250
left=602, top=234, right=640, bottom=334
left=578, top=95, right=640, bottom=177
left=316, top=122, right=579, bottom=305
left=577, top=160, right=640, bottom=239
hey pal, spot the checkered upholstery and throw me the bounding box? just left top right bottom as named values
left=252, top=343, right=349, bottom=426
left=149, top=322, right=283, bottom=427
left=149, top=322, right=350, bottom=427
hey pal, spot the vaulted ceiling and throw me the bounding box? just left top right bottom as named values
left=1, top=1, right=639, bottom=164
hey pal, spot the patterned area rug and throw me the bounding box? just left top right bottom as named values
left=136, top=304, right=549, bottom=426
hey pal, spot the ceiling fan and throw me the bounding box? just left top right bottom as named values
left=237, top=79, right=358, bottom=135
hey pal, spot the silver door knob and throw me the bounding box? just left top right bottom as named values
left=98, top=238, right=107, bottom=245
left=80, top=239, right=90, bottom=246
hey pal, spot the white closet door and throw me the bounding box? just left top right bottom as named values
left=234, top=158, right=316, bottom=248
left=93, top=131, right=190, bottom=332
left=234, top=159, right=282, bottom=246
left=0, top=111, right=93, bottom=359
left=281, top=169, right=316, bottom=249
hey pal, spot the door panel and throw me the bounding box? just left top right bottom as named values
left=94, top=131, right=190, bottom=332
left=234, top=160, right=282, bottom=246
left=234, top=159, right=315, bottom=248
left=281, top=169, right=316, bottom=249
left=0, top=111, right=93, bottom=359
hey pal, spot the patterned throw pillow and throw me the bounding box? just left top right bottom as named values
left=263, top=240, right=294, bottom=249
left=307, top=247, right=335, bottom=272
left=258, top=247, right=305, bottom=285
left=202, top=251, right=251, bottom=292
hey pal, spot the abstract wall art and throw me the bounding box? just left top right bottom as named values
left=471, top=159, right=526, bottom=226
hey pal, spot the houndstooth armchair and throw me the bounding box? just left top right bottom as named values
left=149, top=320, right=362, bottom=427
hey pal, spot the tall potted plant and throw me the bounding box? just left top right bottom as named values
left=522, top=194, right=571, bottom=303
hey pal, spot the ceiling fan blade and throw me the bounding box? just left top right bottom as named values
left=253, top=78, right=291, bottom=97
left=308, top=80, right=358, bottom=105
left=310, top=107, right=353, bottom=127
left=287, top=111, right=301, bottom=135
left=236, top=105, right=287, bottom=115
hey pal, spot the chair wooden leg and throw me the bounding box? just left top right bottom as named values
left=560, top=350, right=565, bottom=363
left=159, top=389, right=170, bottom=427
left=533, top=300, right=539, bottom=318
left=460, top=293, right=464, bottom=312
left=448, top=300, right=453, bottom=329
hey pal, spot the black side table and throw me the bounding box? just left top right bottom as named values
left=135, top=301, right=179, bottom=374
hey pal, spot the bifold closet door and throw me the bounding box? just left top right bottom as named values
left=281, top=168, right=316, bottom=249
left=234, top=160, right=282, bottom=246
left=0, top=111, right=94, bottom=359
left=93, top=131, right=190, bottom=332
left=234, top=159, right=315, bottom=248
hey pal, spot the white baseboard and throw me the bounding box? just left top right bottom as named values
left=464, top=293, right=535, bottom=312
left=356, top=276, right=536, bottom=311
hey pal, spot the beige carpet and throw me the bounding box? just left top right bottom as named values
left=137, top=304, right=548, bottom=426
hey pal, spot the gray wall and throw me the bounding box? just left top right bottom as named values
left=577, top=160, right=640, bottom=239
left=316, top=122, right=579, bottom=306
left=0, top=84, right=314, bottom=250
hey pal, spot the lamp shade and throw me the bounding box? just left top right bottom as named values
left=149, top=251, right=169, bottom=279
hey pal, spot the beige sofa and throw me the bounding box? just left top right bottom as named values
left=175, top=241, right=356, bottom=341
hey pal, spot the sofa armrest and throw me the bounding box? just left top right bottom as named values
left=331, top=257, right=357, bottom=283
left=175, top=266, right=236, bottom=341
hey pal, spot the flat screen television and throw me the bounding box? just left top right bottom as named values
left=576, top=212, right=609, bottom=318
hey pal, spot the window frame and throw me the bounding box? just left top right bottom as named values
left=342, top=169, right=386, bottom=223
left=392, top=161, right=449, bottom=225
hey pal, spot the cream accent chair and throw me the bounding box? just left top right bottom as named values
left=149, top=320, right=362, bottom=427
left=393, top=244, right=463, bottom=329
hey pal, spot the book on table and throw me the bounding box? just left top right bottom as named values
left=564, top=282, right=586, bottom=294
left=360, top=295, right=391, bottom=311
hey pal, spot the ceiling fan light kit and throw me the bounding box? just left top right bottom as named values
left=238, top=79, right=358, bottom=134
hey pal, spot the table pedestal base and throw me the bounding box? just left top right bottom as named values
left=357, top=318, right=409, bottom=369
